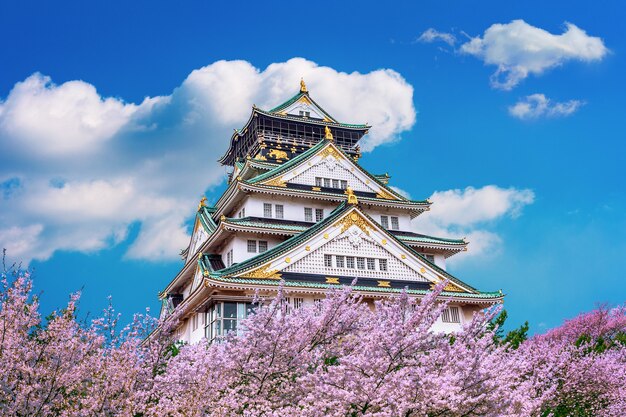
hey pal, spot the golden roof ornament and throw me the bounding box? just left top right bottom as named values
left=197, top=196, right=207, bottom=211
left=300, top=78, right=307, bottom=93
left=346, top=186, right=358, bottom=205
left=325, top=126, right=334, bottom=141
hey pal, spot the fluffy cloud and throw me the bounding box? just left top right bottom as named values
left=508, top=94, right=584, bottom=119
left=0, top=58, right=416, bottom=264
left=459, top=20, right=608, bottom=90
left=412, top=185, right=534, bottom=260
left=417, top=28, right=456, bottom=46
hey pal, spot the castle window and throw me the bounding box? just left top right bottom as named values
left=275, top=204, right=284, bottom=219
left=442, top=306, right=461, bottom=323
left=379, top=259, right=388, bottom=271
left=226, top=249, right=233, bottom=267
left=293, top=297, right=304, bottom=309
left=336, top=255, right=345, bottom=268
left=247, top=240, right=257, bottom=253
left=324, top=254, right=333, bottom=267
left=341, top=180, right=348, bottom=189
left=315, top=177, right=323, bottom=187
left=315, top=208, right=324, bottom=222
left=391, top=216, right=399, bottom=230
left=356, top=257, right=365, bottom=269
left=323, top=178, right=331, bottom=188
left=346, top=256, right=355, bottom=269
left=332, top=179, right=340, bottom=189
left=192, top=314, right=199, bottom=331
left=380, top=216, right=389, bottom=228
left=205, top=302, right=253, bottom=343
left=263, top=203, right=272, bottom=218
left=258, top=241, right=268, bottom=253
left=367, top=258, right=376, bottom=270
left=422, top=253, right=435, bottom=263
left=304, top=207, right=313, bottom=222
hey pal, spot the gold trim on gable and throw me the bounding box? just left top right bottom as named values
left=443, top=282, right=465, bottom=292
left=242, top=265, right=282, bottom=280
left=326, top=277, right=340, bottom=284
left=319, top=145, right=343, bottom=160
left=264, top=176, right=287, bottom=187
left=334, top=211, right=371, bottom=236
left=376, top=189, right=398, bottom=200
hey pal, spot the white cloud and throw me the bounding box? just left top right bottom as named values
left=417, top=28, right=456, bottom=46
left=411, top=185, right=534, bottom=260
left=0, top=58, right=416, bottom=264
left=459, top=20, right=608, bottom=90
left=389, top=186, right=411, bottom=200
left=508, top=94, right=584, bottom=119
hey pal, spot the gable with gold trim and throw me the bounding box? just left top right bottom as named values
left=207, top=203, right=476, bottom=294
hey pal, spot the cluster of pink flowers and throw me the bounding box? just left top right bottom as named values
left=1, top=269, right=624, bottom=416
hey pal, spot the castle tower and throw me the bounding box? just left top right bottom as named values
left=159, top=81, right=503, bottom=343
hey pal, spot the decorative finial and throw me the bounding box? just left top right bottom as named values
left=346, top=187, right=358, bottom=205
left=197, top=196, right=207, bottom=211
left=325, top=126, right=333, bottom=141
left=300, top=78, right=307, bottom=93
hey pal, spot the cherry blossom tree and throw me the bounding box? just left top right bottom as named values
left=1, top=256, right=624, bottom=416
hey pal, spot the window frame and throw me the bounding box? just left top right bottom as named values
left=315, top=208, right=324, bottom=222
left=275, top=204, right=284, bottom=219
left=304, top=207, right=313, bottom=222
left=379, top=258, right=388, bottom=271
left=380, top=215, right=389, bottom=228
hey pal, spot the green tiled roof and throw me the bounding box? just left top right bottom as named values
left=209, top=276, right=503, bottom=299
left=198, top=206, right=218, bottom=233
left=398, top=234, right=466, bottom=245
left=224, top=217, right=463, bottom=246
left=246, top=140, right=427, bottom=205
left=203, top=203, right=478, bottom=294
left=268, top=91, right=339, bottom=123
left=225, top=217, right=309, bottom=232
left=256, top=107, right=369, bottom=129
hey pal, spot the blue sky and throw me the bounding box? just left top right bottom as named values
left=1, top=0, right=624, bottom=332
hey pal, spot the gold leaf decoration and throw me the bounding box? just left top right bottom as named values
left=242, top=264, right=282, bottom=280
left=376, top=189, right=398, bottom=200
left=264, top=176, right=287, bottom=187
left=334, top=211, right=370, bottom=236
left=326, top=277, right=340, bottom=284
left=443, top=282, right=465, bottom=292
left=268, top=149, right=289, bottom=160
left=377, top=280, right=391, bottom=288
left=319, top=145, right=343, bottom=160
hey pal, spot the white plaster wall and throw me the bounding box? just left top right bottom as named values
left=220, top=233, right=285, bottom=266
left=363, top=208, right=412, bottom=232
left=431, top=304, right=466, bottom=333
left=243, top=194, right=335, bottom=222
left=237, top=194, right=416, bottom=233
left=434, top=253, right=446, bottom=270
left=188, top=312, right=206, bottom=344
